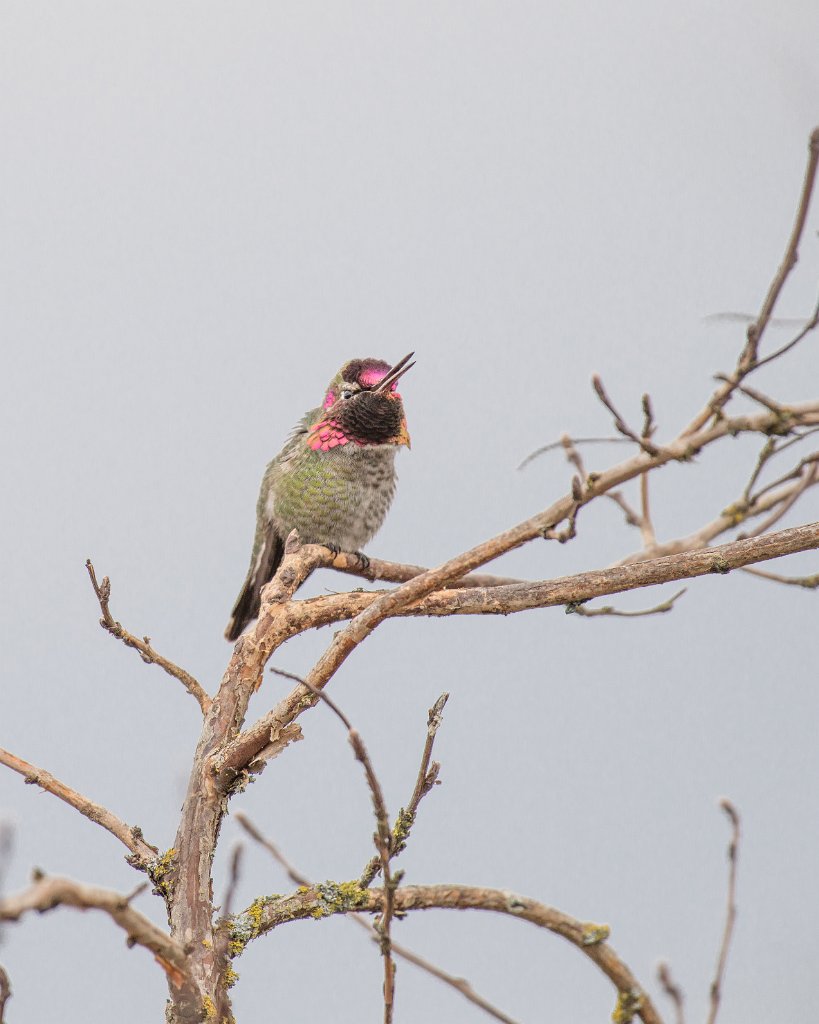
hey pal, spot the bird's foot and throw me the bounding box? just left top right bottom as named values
left=323, top=542, right=341, bottom=558
left=353, top=551, right=371, bottom=571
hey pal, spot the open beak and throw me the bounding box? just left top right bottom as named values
left=375, top=351, right=415, bottom=394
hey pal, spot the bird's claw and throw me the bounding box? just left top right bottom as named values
left=354, top=551, right=371, bottom=571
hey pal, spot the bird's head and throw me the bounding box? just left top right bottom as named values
left=308, top=353, right=414, bottom=452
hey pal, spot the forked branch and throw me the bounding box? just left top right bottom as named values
left=85, top=560, right=210, bottom=713
left=0, top=747, right=157, bottom=867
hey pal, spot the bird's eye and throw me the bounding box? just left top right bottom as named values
left=340, top=389, right=354, bottom=400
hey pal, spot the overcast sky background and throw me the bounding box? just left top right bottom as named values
left=1, top=3, right=818, bottom=1022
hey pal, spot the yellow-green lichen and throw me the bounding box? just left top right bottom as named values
left=580, top=922, right=610, bottom=946
left=311, top=880, right=369, bottom=919
left=224, top=964, right=240, bottom=989
left=202, top=995, right=217, bottom=1020
left=612, top=988, right=643, bottom=1023
left=390, top=808, right=415, bottom=857
left=720, top=502, right=748, bottom=526
left=148, top=847, right=177, bottom=899
left=229, top=894, right=281, bottom=957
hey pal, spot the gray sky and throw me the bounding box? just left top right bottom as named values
left=1, top=3, right=818, bottom=1021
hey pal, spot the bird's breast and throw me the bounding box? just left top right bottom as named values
left=271, top=443, right=398, bottom=551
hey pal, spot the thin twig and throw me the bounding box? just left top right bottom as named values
left=742, top=437, right=779, bottom=503
left=408, top=693, right=448, bottom=814
left=85, top=560, right=211, bottom=713
left=233, top=812, right=520, bottom=1024
left=657, top=961, right=685, bottom=1024
left=739, top=565, right=819, bottom=588
left=0, top=746, right=158, bottom=867
left=740, top=427, right=819, bottom=505
left=560, top=432, right=646, bottom=532
left=616, top=465, right=819, bottom=567
left=683, top=127, right=819, bottom=435
left=753, top=294, right=819, bottom=371
left=517, top=435, right=630, bottom=470
left=565, top=588, right=686, bottom=619
left=713, top=375, right=786, bottom=416
left=749, top=453, right=819, bottom=504
left=639, top=394, right=657, bottom=548
left=745, top=128, right=819, bottom=358
left=293, top=675, right=397, bottom=1024
left=353, top=917, right=520, bottom=1024
left=222, top=844, right=244, bottom=919
left=592, top=376, right=660, bottom=456
left=744, top=462, right=819, bottom=536
left=361, top=693, right=448, bottom=887
left=706, top=799, right=741, bottom=1024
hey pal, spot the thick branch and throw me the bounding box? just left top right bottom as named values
left=233, top=811, right=519, bottom=1024
left=0, top=875, right=191, bottom=993
left=236, top=883, right=661, bottom=1024
left=327, top=550, right=524, bottom=588
left=265, top=404, right=819, bottom=707
left=0, top=747, right=157, bottom=867
left=218, top=519, right=819, bottom=781
left=164, top=537, right=331, bottom=1018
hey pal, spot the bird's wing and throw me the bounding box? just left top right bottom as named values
left=224, top=518, right=284, bottom=642
left=224, top=413, right=317, bottom=643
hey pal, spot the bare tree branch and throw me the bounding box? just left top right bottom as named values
left=0, top=874, right=193, bottom=999
left=616, top=468, right=818, bottom=565
left=592, top=376, right=660, bottom=456
left=566, top=588, right=686, bottom=619
left=86, top=560, right=211, bottom=714
left=328, top=550, right=525, bottom=588
left=753, top=293, right=819, bottom=372
left=84, top=130, right=819, bottom=1021
left=706, top=800, right=741, bottom=1024
left=296, top=677, right=398, bottom=1024
left=657, top=961, right=684, bottom=1024
left=361, top=692, right=448, bottom=886
left=233, top=811, right=520, bottom=1024
left=0, top=747, right=157, bottom=867
left=517, top=435, right=630, bottom=471
left=683, top=127, right=819, bottom=435
left=217, top=519, right=819, bottom=783
left=744, top=128, right=819, bottom=358
left=237, top=407, right=819, bottom=749
left=234, top=882, right=662, bottom=1024
left=739, top=564, right=819, bottom=588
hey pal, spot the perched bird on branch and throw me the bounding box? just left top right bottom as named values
left=225, top=353, right=415, bottom=641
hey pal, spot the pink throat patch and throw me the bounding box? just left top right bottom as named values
left=307, top=419, right=362, bottom=452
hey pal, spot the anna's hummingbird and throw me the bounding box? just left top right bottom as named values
left=224, top=353, right=414, bottom=641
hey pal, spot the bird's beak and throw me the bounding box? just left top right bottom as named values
left=375, top=351, right=415, bottom=394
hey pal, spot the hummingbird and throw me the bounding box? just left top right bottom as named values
left=224, top=353, right=415, bottom=641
